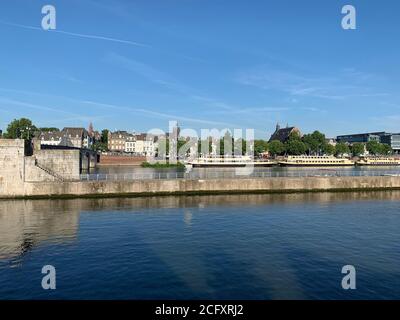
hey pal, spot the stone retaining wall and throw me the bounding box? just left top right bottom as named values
left=1, top=176, right=400, bottom=199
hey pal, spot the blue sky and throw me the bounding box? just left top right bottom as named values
left=0, top=0, right=400, bottom=139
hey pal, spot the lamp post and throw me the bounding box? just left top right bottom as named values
left=19, top=126, right=33, bottom=140
left=26, top=126, right=32, bottom=140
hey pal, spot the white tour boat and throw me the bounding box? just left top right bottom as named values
left=186, top=156, right=277, bottom=168
left=356, top=157, right=400, bottom=166
left=279, top=156, right=355, bottom=167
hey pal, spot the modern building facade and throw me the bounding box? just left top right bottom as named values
left=337, top=132, right=400, bottom=153
left=336, top=132, right=383, bottom=144
left=380, top=133, right=400, bottom=152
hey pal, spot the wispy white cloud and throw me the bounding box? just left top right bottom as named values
left=105, top=54, right=281, bottom=119
left=0, top=97, right=99, bottom=124
left=379, top=102, right=400, bottom=109
left=370, top=114, right=400, bottom=132
left=191, top=95, right=237, bottom=111
left=59, top=74, right=84, bottom=84
left=49, top=115, right=107, bottom=124
left=191, top=95, right=292, bottom=117
left=0, top=87, right=239, bottom=127
left=104, top=52, right=192, bottom=94
left=0, top=20, right=149, bottom=47
left=213, top=106, right=290, bottom=115
left=84, top=0, right=132, bottom=19
left=81, top=100, right=237, bottom=127
left=236, top=67, right=389, bottom=100
left=0, top=87, right=83, bottom=102
left=0, top=97, right=73, bottom=115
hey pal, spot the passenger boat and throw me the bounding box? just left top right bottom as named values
left=279, top=156, right=355, bottom=167
left=356, top=157, right=400, bottom=166
left=186, top=156, right=277, bottom=168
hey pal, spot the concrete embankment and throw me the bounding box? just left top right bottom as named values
left=2, top=176, right=400, bottom=199
left=3, top=139, right=400, bottom=199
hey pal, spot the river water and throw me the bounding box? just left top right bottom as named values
left=1, top=192, right=400, bottom=299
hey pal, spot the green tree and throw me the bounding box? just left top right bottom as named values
left=198, top=139, right=212, bottom=155
left=177, top=138, right=187, bottom=151
left=335, top=142, right=350, bottom=157
left=39, top=127, right=59, bottom=132
left=156, top=137, right=169, bottom=158
left=302, top=131, right=326, bottom=155
left=286, top=140, right=307, bottom=155
left=101, top=129, right=109, bottom=144
left=366, top=141, right=393, bottom=156
left=4, top=118, right=37, bottom=140
left=92, top=141, right=108, bottom=152
left=302, top=134, right=318, bottom=155
left=234, top=138, right=247, bottom=155
left=268, top=140, right=285, bottom=156
left=288, top=131, right=301, bottom=141
left=351, top=143, right=365, bottom=157
left=177, top=138, right=191, bottom=157
left=322, top=144, right=335, bottom=155
left=379, top=143, right=392, bottom=155
left=91, top=129, right=109, bottom=152
left=219, top=131, right=234, bottom=156
left=254, top=140, right=268, bottom=156
left=366, top=140, right=381, bottom=155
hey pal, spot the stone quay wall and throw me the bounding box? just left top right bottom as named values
left=2, top=175, right=400, bottom=199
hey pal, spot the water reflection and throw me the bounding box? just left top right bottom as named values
left=0, top=200, right=80, bottom=261
left=1, top=191, right=400, bottom=299
left=1, top=191, right=400, bottom=262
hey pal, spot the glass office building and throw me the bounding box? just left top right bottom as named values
left=337, top=132, right=400, bottom=153
left=336, top=132, right=384, bottom=144
left=380, top=134, right=400, bottom=152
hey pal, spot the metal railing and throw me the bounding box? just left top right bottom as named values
left=79, top=170, right=400, bottom=181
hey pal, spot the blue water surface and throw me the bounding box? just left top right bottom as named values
left=0, top=192, right=400, bottom=299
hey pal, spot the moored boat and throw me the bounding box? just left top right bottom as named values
left=186, top=156, right=277, bottom=168
left=356, top=157, right=400, bottom=166
left=279, top=156, right=355, bottom=167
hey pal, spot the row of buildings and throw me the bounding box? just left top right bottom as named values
left=39, top=127, right=95, bottom=149
left=5, top=121, right=400, bottom=156
left=107, top=131, right=158, bottom=156
left=270, top=123, right=400, bottom=153
left=107, top=124, right=181, bottom=156
left=37, top=127, right=160, bottom=157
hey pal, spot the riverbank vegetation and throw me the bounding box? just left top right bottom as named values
left=141, top=161, right=185, bottom=169
left=265, top=131, right=392, bottom=157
